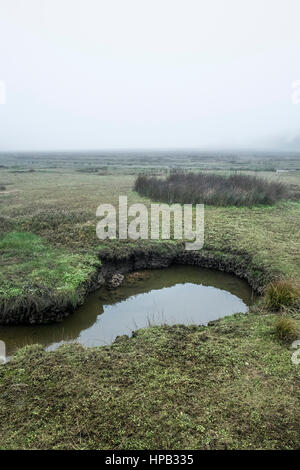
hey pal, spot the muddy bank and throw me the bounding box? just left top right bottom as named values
left=0, top=242, right=268, bottom=325
left=97, top=243, right=269, bottom=293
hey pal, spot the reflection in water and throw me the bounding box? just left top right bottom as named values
left=0, top=266, right=255, bottom=356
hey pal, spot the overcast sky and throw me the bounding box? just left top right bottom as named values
left=0, top=0, right=300, bottom=151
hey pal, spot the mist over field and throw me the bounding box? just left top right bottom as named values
left=1, top=0, right=300, bottom=152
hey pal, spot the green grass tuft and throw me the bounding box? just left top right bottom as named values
left=274, top=315, right=299, bottom=342
left=265, top=281, right=300, bottom=311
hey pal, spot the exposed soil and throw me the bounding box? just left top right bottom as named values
left=0, top=242, right=268, bottom=325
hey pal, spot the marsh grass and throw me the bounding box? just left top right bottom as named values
left=274, top=315, right=299, bottom=342
left=0, top=162, right=299, bottom=449
left=135, top=171, right=291, bottom=206
left=1, top=314, right=300, bottom=449
left=265, top=281, right=300, bottom=311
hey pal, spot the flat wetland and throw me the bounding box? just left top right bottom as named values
left=0, top=150, right=300, bottom=449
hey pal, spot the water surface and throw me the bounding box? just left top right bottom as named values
left=0, top=266, right=255, bottom=356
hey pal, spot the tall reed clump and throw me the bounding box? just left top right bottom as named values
left=265, top=280, right=300, bottom=311
left=134, top=171, right=290, bottom=207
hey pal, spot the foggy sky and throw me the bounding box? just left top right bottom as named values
left=0, top=0, right=300, bottom=151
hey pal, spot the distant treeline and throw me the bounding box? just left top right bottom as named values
left=134, top=171, right=289, bottom=207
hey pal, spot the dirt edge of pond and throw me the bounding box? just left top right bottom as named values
left=0, top=243, right=270, bottom=325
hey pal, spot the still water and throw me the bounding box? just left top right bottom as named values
left=0, top=266, right=255, bottom=356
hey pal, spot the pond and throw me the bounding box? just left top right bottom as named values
left=0, top=265, right=255, bottom=357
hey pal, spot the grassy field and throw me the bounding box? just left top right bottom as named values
left=0, top=313, right=300, bottom=450
left=0, top=152, right=300, bottom=449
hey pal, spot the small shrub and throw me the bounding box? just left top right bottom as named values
left=274, top=315, right=298, bottom=342
left=265, top=281, right=300, bottom=311
left=0, top=185, right=6, bottom=191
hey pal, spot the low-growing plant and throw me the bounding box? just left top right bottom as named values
left=274, top=315, right=299, bottom=342
left=265, top=280, right=300, bottom=311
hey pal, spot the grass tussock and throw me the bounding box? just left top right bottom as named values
left=265, top=281, right=300, bottom=311
left=135, top=171, right=291, bottom=207
left=274, top=315, right=299, bottom=342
